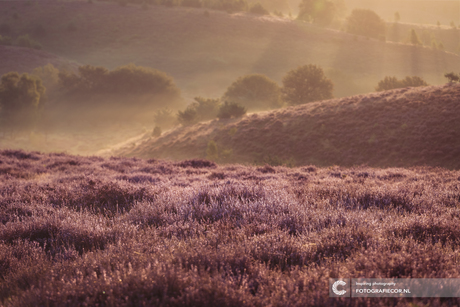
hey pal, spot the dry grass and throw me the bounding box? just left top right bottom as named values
left=0, top=149, right=460, bottom=306
left=114, top=83, right=460, bottom=169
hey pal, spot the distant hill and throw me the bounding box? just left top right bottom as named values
left=0, top=1, right=459, bottom=99
left=113, top=83, right=460, bottom=169
left=0, top=45, right=76, bottom=76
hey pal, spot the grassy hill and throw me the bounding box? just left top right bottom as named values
left=1, top=149, right=460, bottom=305
left=113, top=83, right=460, bottom=169
left=0, top=45, right=76, bottom=77
left=0, top=0, right=459, bottom=99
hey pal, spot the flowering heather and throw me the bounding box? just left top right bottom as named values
left=117, top=83, right=460, bottom=169
left=1, top=149, right=460, bottom=306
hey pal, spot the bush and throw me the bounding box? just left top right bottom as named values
left=281, top=64, right=333, bottom=105
left=445, top=72, right=460, bottom=83
left=217, top=101, right=246, bottom=119
left=223, top=74, right=282, bottom=111
left=59, top=64, right=181, bottom=101
left=0, top=72, right=46, bottom=132
left=192, top=97, right=221, bottom=121
left=346, top=9, right=386, bottom=40
left=15, top=34, right=42, bottom=50
left=298, top=0, right=337, bottom=26
left=375, top=76, right=428, bottom=91
left=249, top=3, right=269, bottom=15
left=177, top=107, right=199, bottom=126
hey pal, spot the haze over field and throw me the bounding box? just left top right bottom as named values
left=1, top=0, right=460, bottom=305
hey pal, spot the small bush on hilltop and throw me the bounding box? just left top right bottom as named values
left=177, top=107, right=199, bottom=126
left=176, top=97, right=221, bottom=126
left=375, top=76, right=428, bottom=91
left=347, top=9, right=386, bottom=40
left=281, top=64, right=333, bottom=105
left=217, top=101, right=246, bottom=119
left=223, top=74, right=282, bottom=111
left=445, top=72, right=460, bottom=83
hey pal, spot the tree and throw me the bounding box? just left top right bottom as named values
left=191, top=97, right=221, bottom=121
left=217, top=101, right=246, bottom=119
left=249, top=3, right=269, bottom=15
left=0, top=72, right=46, bottom=132
left=445, top=72, right=460, bottom=83
left=394, top=11, right=400, bottom=23
left=346, top=9, right=386, bottom=40
left=375, top=76, right=428, bottom=91
left=298, top=0, right=337, bottom=26
left=281, top=64, right=333, bottom=105
left=177, top=107, right=198, bottom=126
left=223, top=74, right=282, bottom=111
left=408, top=29, right=422, bottom=45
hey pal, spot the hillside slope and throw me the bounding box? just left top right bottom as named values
left=0, top=45, right=76, bottom=76
left=113, top=83, right=460, bottom=169
left=1, top=1, right=459, bottom=98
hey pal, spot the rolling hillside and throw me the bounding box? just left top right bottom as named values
left=0, top=1, right=459, bottom=99
left=0, top=45, right=76, bottom=77
left=113, top=83, right=460, bottom=169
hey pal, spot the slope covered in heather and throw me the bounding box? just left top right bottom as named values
left=1, top=149, right=460, bottom=306
left=114, top=83, right=460, bottom=169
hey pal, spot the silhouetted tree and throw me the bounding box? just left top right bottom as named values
left=408, top=29, right=422, bottom=45
left=217, top=101, right=246, bottom=119
left=346, top=9, right=386, bottom=40
left=445, top=72, right=460, bottom=83
left=281, top=64, right=333, bottom=105
left=298, top=0, right=336, bottom=26
left=223, top=74, right=282, bottom=111
left=0, top=72, right=46, bottom=132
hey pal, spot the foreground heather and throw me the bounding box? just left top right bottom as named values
left=1, top=149, right=459, bottom=306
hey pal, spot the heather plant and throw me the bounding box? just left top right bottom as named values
left=0, top=150, right=460, bottom=306
left=0, top=35, right=12, bottom=46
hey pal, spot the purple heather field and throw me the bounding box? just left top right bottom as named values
left=1, top=149, right=460, bottom=306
